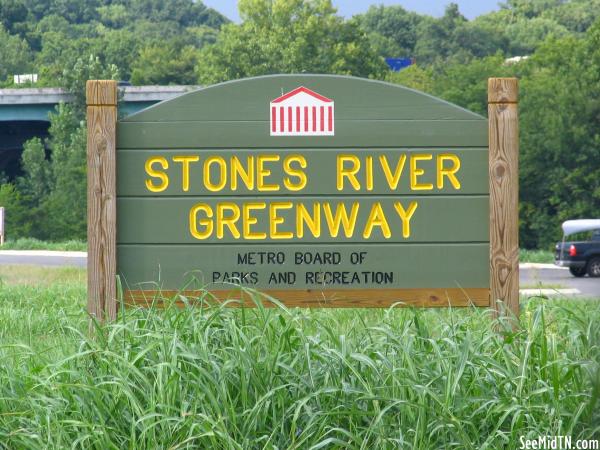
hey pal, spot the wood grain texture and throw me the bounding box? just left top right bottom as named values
left=86, top=80, right=118, bottom=106
left=488, top=78, right=519, bottom=321
left=87, top=80, right=118, bottom=324
left=124, top=288, right=490, bottom=308
left=488, top=78, right=518, bottom=104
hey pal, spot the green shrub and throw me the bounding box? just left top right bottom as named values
left=519, top=249, right=554, bottom=263
left=0, top=183, right=34, bottom=239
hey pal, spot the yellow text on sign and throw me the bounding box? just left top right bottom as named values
left=188, top=201, right=419, bottom=240
left=144, top=153, right=462, bottom=193
left=336, top=153, right=461, bottom=191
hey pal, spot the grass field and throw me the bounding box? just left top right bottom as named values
left=0, top=266, right=598, bottom=449
left=0, top=238, right=87, bottom=251
left=519, top=249, right=555, bottom=264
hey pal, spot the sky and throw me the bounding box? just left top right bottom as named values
left=202, top=0, right=502, bottom=22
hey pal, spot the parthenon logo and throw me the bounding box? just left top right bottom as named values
left=270, top=86, right=334, bottom=136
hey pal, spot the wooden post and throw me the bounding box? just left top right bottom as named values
left=86, top=80, right=118, bottom=325
left=488, top=78, right=519, bottom=323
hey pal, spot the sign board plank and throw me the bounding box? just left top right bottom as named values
left=117, top=120, right=487, bottom=149
left=117, top=243, right=489, bottom=290
left=121, top=75, right=483, bottom=123
left=117, top=148, right=489, bottom=197
left=125, top=288, right=490, bottom=308
left=116, top=196, right=489, bottom=244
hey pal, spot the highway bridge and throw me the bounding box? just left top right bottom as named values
left=0, top=86, right=193, bottom=178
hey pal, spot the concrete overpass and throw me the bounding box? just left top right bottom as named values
left=0, top=86, right=194, bottom=178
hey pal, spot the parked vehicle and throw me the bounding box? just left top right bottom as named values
left=555, top=219, right=600, bottom=277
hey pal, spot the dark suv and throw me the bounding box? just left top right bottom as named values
left=555, top=229, right=600, bottom=277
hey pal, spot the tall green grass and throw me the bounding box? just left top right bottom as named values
left=0, top=238, right=87, bottom=251
left=0, top=284, right=599, bottom=448
left=519, top=249, right=555, bottom=264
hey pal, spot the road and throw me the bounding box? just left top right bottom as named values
left=0, top=252, right=598, bottom=298
left=519, top=263, right=599, bottom=298
left=0, top=250, right=86, bottom=268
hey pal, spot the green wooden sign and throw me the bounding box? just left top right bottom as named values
left=111, top=75, right=494, bottom=308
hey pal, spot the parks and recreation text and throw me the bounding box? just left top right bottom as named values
left=212, top=250, right=395, bottom=286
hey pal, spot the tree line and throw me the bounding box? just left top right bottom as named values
left=0, top=0, right=599, bottom=248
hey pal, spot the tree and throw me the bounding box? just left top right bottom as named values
left=129, top=0, right=227, bottom=28
left=58, top=55, right=119, bottom=117
left=431, top=54, right=516, bottom=116
left=0, top=24, right=32, bottom=82
left=0, top=0, right=28, bottom=35
left=0, top=184, right=33, bottom=238
left=196, top=0, right=386, bottom=84
left=543, top=0, right=600, bottom=33
left=131, top=41, right=199, bottom=85
left=34, top=24, right=101, bottom=86
left=12, top=104, right=87, bottom=240
left=355, top=5, right=422, bottom=57
left=452, top=20, right=509, bottom=59
left=96, top=28, right=140, bottom=81
left=18, top=137, right=50, bottom=201
left=43, top=119, right=88, bottom=240
left=386, top=64, right=433, bottom=93
left=412, top=3, right=512, bottom=64
left=11, top=57, right=118, bottom=240
left=187, top=25, right=219, bottom=49
left=414, top=3, right=468, bottom=64
left=502, top=0, right=563, bottom=19
left=517, top=26, right=600, bottom=247
left=506, top=17, right=569, bottom=54
left=96, top=4, right=131, bottom=29
left=21, top=0, right=100, bottom=24
left=14, top=137, right=51, bottom=240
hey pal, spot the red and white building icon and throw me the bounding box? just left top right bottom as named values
left=270, top=86, right=334, bottom=136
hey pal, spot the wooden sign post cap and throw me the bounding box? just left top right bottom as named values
left=86, top=80, right=118, bottom=106
left=488, top=78, right=518, bottom=104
